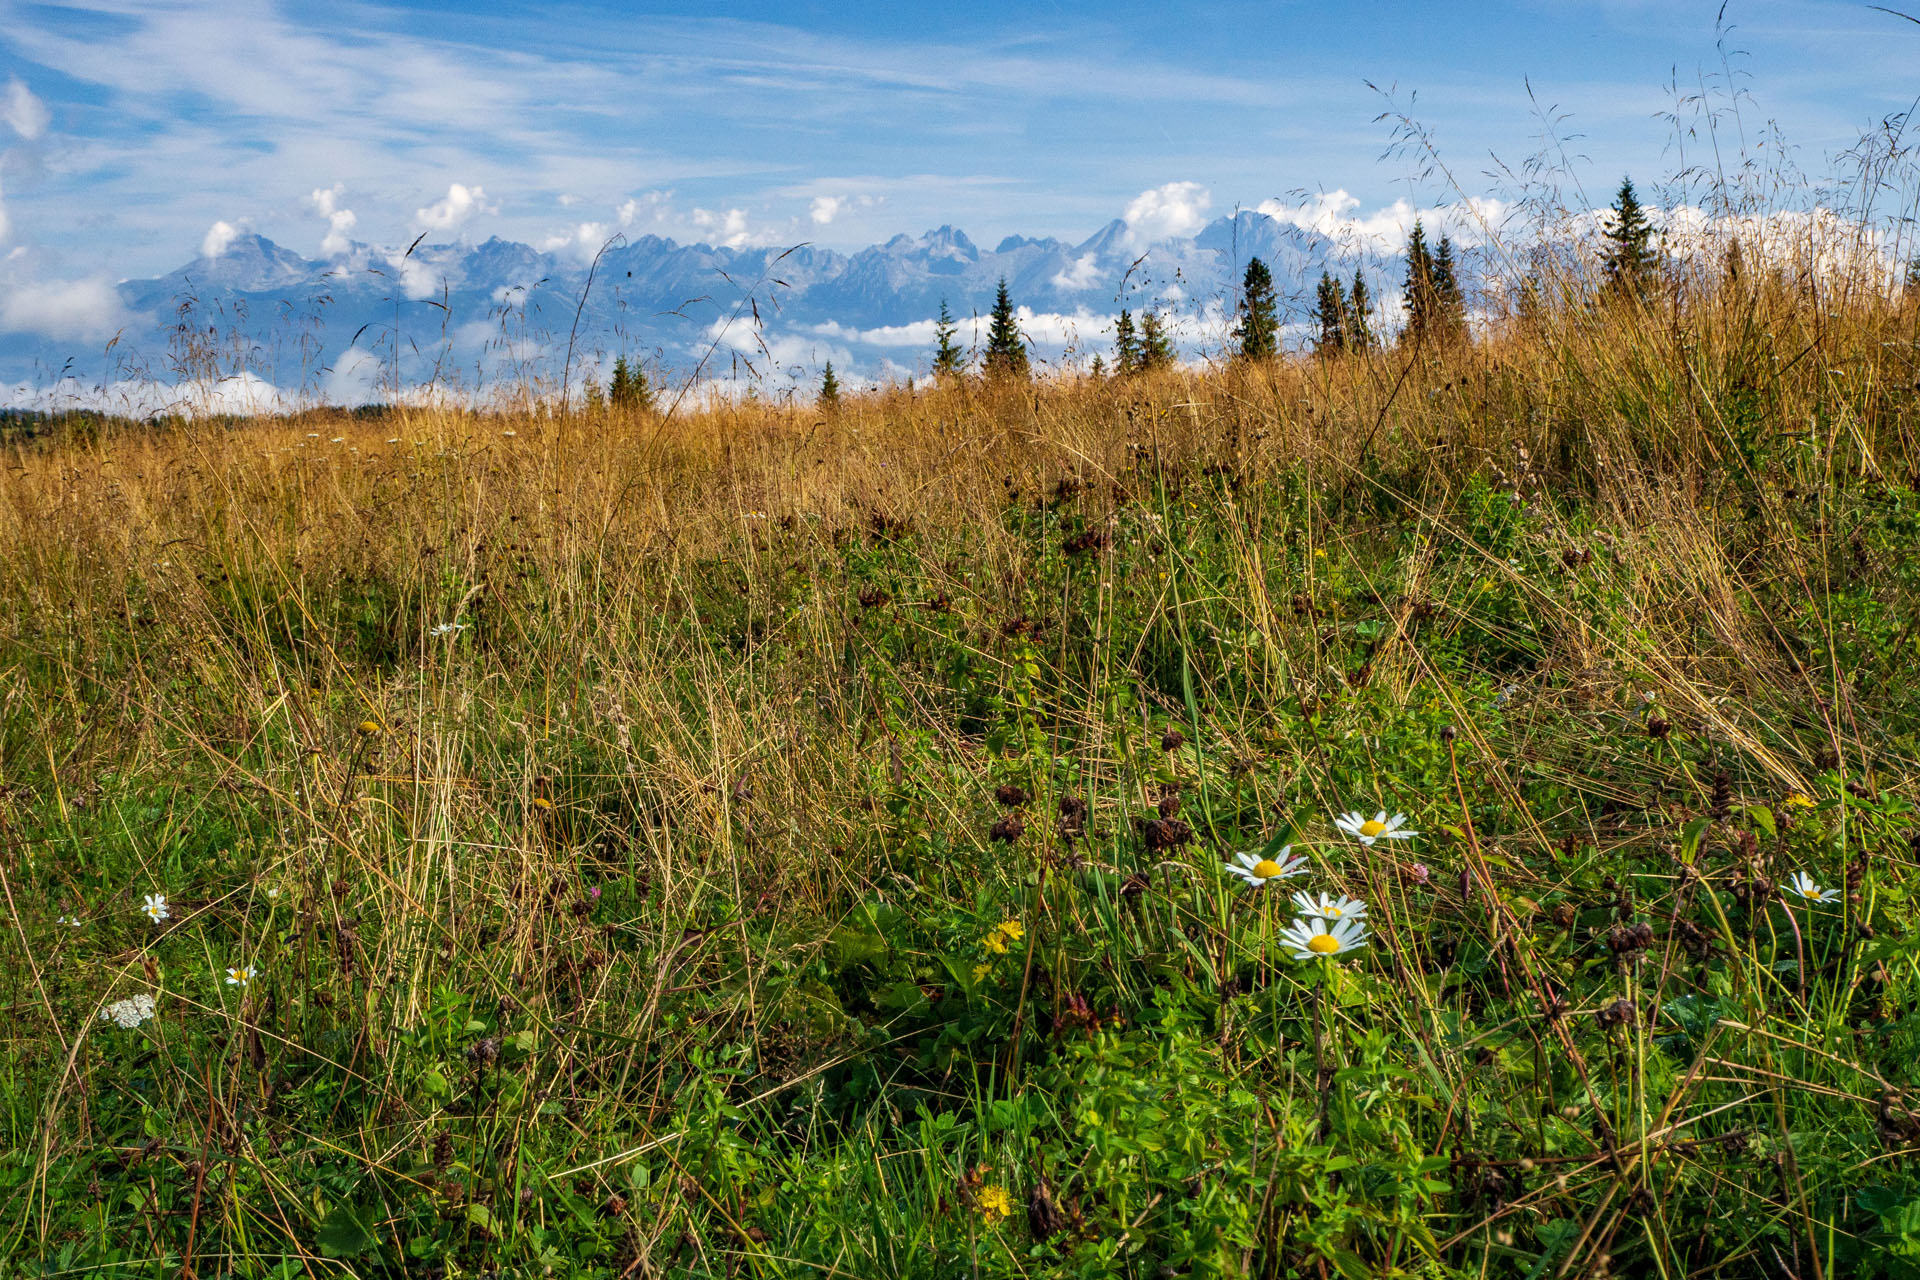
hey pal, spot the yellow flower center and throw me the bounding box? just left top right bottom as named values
left=1252, top=859, right=1283, bottom=878
left=1307, top=934, right=1341, bottom=954
left=1359, top=819, right=1386, bottom=837
left=1324, top=906, right=1343, bottom=917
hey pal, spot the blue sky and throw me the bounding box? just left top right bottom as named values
left=0, top=0, right=1915, bottom=292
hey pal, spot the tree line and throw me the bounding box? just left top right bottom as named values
left=594, top=176, right=1681, bottom=406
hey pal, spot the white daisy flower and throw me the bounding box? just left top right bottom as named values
left=56, top=914, right=83, bottom=927
left=141, top=893, right=170, bottom=924
left=1277, top=914, right=1370, bottom=959
left=100, top=994, right=156, bottom=1029
left=225, top=965, right=257, bottom=987
left=1224, top=847, right=1309, bottom=888
left=1335, top=810, right=1418, bottom=846
left=429, top=621, right=468, bottom=637
left=1290, top=891, right=1368, bottom=923
left=1784, top=871, right=1841, bottom=904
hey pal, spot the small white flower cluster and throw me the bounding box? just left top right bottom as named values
left=429, top=621, right=469, bottom=637
left=1223, top=806, right=1420, bottom=961
left=101, top=994, right=156, bottom=1029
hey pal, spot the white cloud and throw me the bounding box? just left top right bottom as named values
left=308, top=184, right=358, bottom=257
left=1255, top=191, right=1510, bottom=254
left=385, top=250, right=441, bottom=301
left=1122, top=181, right=1211, bottom=249
left=557, top=192, right=583, bottom=207
left=0, top=277, right=128, bottom=342
left=1, top=79, right=50, bottom=141
left=414, top=182, right=491, bottom=231
left=0, top=176, right=9, bottom=247
left=804, top=318, right=939, bottom=348
left=809, top=195, right=846, bottom=225
left=692, top=206, right=753, bottom=248
left=201, top=220, right=239, bottom=258
left=617, top=190, right=672, bottom=228
left=1051, top=252, right=1101, bottom=290
left=539, top=221, right=611, bottom=260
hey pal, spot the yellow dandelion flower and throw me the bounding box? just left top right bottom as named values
left=357, top=720, right=383, bottom=736
left=532, top=796, right=553, bottom=810
left=1785, top=792, right=1815, bottom=810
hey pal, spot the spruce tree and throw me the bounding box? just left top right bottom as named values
left=1139, top=310, right=1176, bottom=372
left=1403, top=219, right=1437, bottom=348
left=1433, top=235, right=1467, bottom=345
left=932, top=299, right=966, bottom=380
left=982, top=278, right=1029, bottom=380
left=819, top=361, right=840, bottom=408
left=1313, top=272, right=1346, bottom=356
left=1113, top=309, right=1141, bottom=377
left=608, top=355, right=653, bottom=411
left=1346, top=271, right=1375, bottom=350
left=1603, top=177, right=1658, bottom=298
left=1232, top=257, right=1280, bottom=362
left=1089, top=353, right=1106, bottom=378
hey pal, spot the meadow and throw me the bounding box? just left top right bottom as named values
left=4, top=251, right=1920, bottom=1278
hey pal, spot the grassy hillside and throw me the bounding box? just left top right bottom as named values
left=4, top=267, right=1920, bottom=1278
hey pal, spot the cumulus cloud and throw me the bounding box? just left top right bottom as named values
left=692, top=206, right=752, bottom=248
left=803, top=318, right=939, bottom=348
left=1256, top=190, right=1509, bottom=254
left=201, top=220, right=239, bottom=258
left=617, top=190, right=672, bottom=227
left=414, top=182, right=491, bottom=231
left=308, top=184, right=358, bottom=256
left=1051, top=252, right=1101, bottom=290
left=0, top=276, right=128, bottom=342
left=2, top=79, right=50, bottom=141
left=385, top=250, right=442, bottom=301
left=809, top=195, right=845, bottom=225
left=1122, top=181, right=1211, bottom=249
left=539, top=221, right=612, bottom=260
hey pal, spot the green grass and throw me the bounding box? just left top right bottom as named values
left=5, top=282, right=1920, bottom=1277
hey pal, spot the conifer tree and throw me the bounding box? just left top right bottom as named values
left=982, top=278, right=1029, bottom=380
left=1113, top=309, right=1141, bottom=377
left=819, top=361, right=840, bottom=409
left=1346, top=271, right=1375, bottom=350
left=1232, top=257, right=1280, bottom=362
left=1139, top=310, right=1176, bottom=372
left=1603, top=177, right=1659, bottom=298
left=1313, top=272, right=1347, bottom=356
left=1089, top=353, right=1106, bottom=378
left=1402, top=219, right=1440, bottom=348
left=608, top=355, right=653, bottom=411
left=1432, top=235, right=1468, bottom=345
left=932, top=299, right=966, bottom=380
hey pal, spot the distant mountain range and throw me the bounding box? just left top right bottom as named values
left=2, top=211, right=1398, bottom=404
